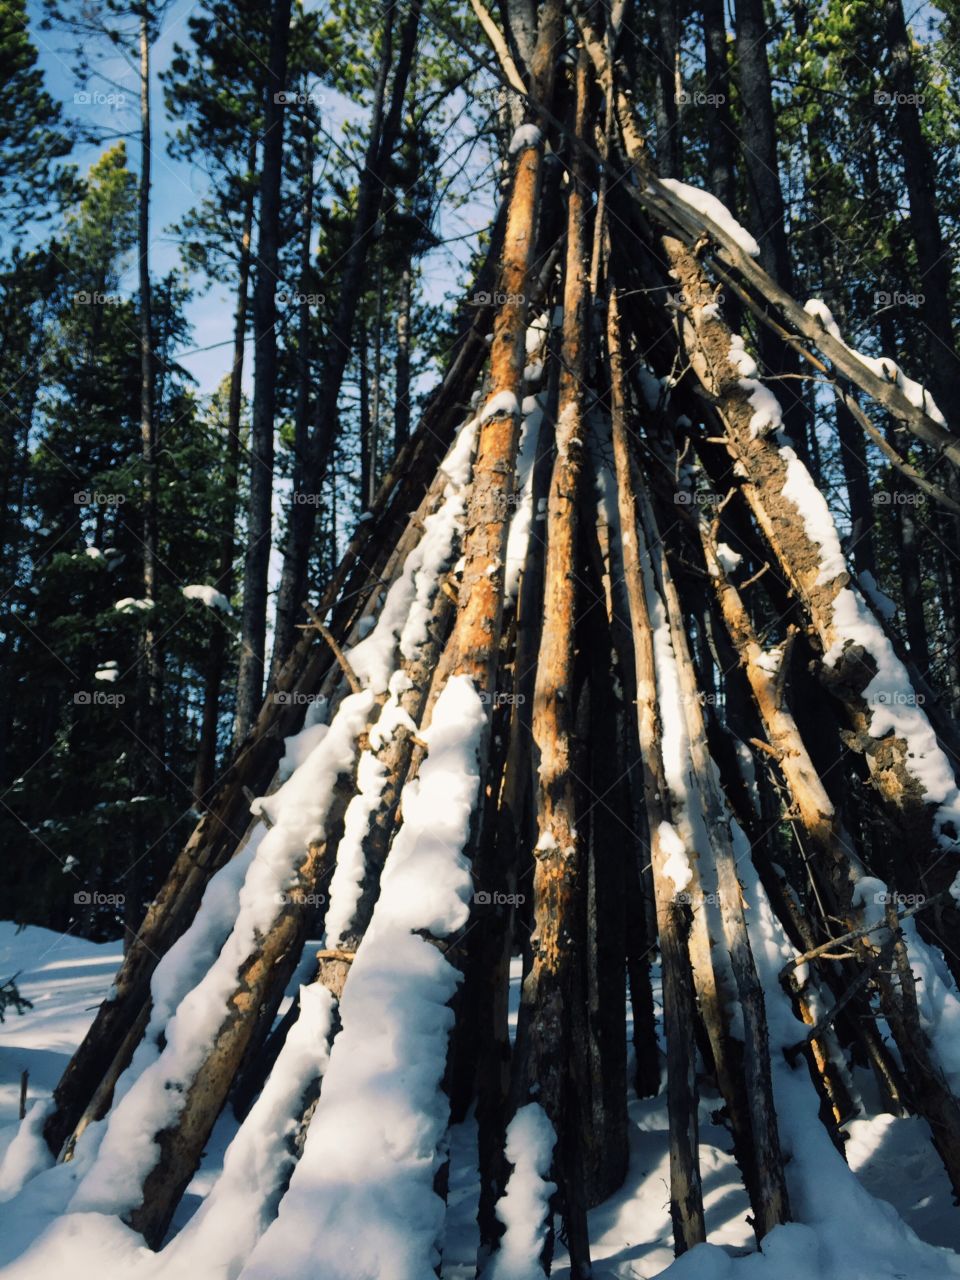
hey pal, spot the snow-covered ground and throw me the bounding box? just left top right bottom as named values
left=2, top=922, right=960, bottom=1279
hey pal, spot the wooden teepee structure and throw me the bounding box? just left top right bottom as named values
left=26, top=2, right=960, bottom=1275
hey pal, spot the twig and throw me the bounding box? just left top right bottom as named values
left=779, top=889, right=946, bottom=981
left=783, top=936, right=894, bottom=1064
left=302, top=603, right=363, bottom=695
left=739, top=562, right=769, bottom=591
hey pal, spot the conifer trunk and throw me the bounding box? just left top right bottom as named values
left=234, top=0, right=292, bottom=742
left=193, top=161, right=256, bottom=802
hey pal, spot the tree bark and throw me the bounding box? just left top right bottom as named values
left=234, top=0, right=292, bottom=742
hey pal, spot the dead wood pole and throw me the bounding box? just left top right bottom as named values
left=693, top=518, right=884, bottom=1122
left=606, top=284, right=705, bottom=1254
left=231, top=567, right=462, bottom=1120
left=578, top=487, right=630, bottom=1204
left=473, top=401, right=554, bottom=1256
left=507, top=43, right=594, bottom=1279
left=592, top=451, right=661, bottom=1102
left=645, top=492, right=790, bottom=1237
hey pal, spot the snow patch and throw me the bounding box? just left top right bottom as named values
left=508, top=124, right=541, bottom=155
left=483, top=1105, right=556, bottom=1279
left=182, top=585, right=233, bottom=614
left=658, top=178, right=761, bottom=258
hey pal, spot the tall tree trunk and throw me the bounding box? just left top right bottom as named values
left=132, top=8, right=164, bottom=954
left=138, top=9, right=161, bottom=759
left=882, top=0, right=959, bottom=407
left=368, top=255, right=383, bottom=510
left=234, top=0, right=292, bottom=743
left=270, top=0, right=420, bottom=680
left=653, top=0, right=681, bottom=178
left=359, top=317, right=372, bottom=507
left=701, top=0, right=735, bottom=210
left=732, top=0, right=808, bottom=459
left=882, top=0, right=960, bottom=715
left=836, top=388, right=876, bottom=577
left=394, top=263, right=412, bottom=451
left=193, top=161, right=256, bottom=802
